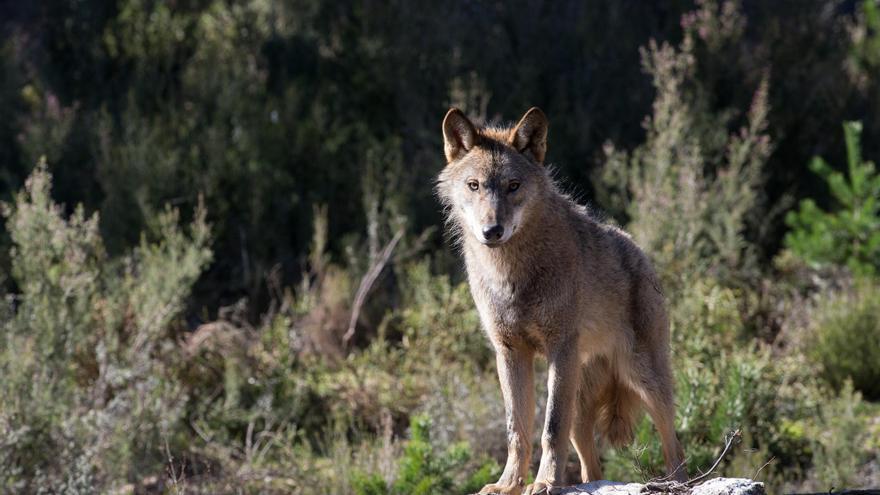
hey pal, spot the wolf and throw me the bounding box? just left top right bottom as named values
left=436, top=107, right=686, bottom=495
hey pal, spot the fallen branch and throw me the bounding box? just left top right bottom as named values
left=342, top=229, right=404, bottom=348
left=641, top=429, right=742, bottom=494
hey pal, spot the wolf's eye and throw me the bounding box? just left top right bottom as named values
left=508, top=181, right=520, bottom=192
left=467, top=180, right=479, bottom=191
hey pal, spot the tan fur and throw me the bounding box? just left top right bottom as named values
left=436, top=108, right=686, bottom=495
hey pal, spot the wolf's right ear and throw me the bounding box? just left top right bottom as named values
left=442, top=108, right=478, bottom=163
left=511, top=107, right=548, bottom=164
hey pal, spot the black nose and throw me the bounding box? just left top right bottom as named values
left=482, top=224, right=504, bottom=241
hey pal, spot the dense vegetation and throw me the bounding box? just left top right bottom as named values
left=1, top=0, right=879, bottom=493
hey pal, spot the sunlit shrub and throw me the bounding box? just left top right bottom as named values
left=0, top=162, right=211, bottom=491
left=352, top=414, right=498, bottom=495
left=599, top=0, right=772, bottom=291
left=804, top=381, right=871, bottom=492
left=807, top=280, right=880, bottom=400
left=603, top=278, right=790, bottom=481
left=784, top=121, right=880, bottom=277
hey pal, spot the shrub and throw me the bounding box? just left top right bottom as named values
left=603, top=278, right=797, bottom=482
left=352, top=414, right=499, bottom=495
left=848, top=0, right=880, bottom=84
left=805, top=381, right=871, bottom=492
left=784, top=121, right=880, bottom=276
left=599, top=0, right=772, bottom=292
left=806, top=280, right=880, bottom=400
left=0, top=161, right=211, bottom=491
left=595, top=4, right=803, bottom=482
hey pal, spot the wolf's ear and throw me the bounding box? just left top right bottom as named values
left=510, top=107, right=548, bottom=164
left=442, top=108, right=478, bottom=162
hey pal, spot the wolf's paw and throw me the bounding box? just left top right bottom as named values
left=522, top=480, right=562, bottom=495
left=477, top=480, right=524, bottom=495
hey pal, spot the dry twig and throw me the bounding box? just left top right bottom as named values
left=342, top=229, right=404, bottom=347
left=641, top=429, right=742, bottom=494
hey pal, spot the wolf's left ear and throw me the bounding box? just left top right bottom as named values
left=510, top=107, right=548, bottom=164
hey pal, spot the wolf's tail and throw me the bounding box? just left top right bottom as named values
left=594, top=377, right=641, bottom=447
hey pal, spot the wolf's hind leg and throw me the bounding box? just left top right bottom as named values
left=626, top=355, right=687, bottom=482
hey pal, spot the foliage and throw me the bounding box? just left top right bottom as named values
left=784, top=122, right=880, bottom=276
left=604, top=279, right=821, bottom=486
left=848, top=0, right=880, bottom=84
left=3, top=0, right=879, bottom=300
left=599, top=0, right=772, bottom=291
left=0, top=161, right=211, bottom=491
left=595, top=2, right=873, bottom=489
left=805, top=381, right=872, bottom=492
left=352, top=414, right=498, bottom=495
left=806, top=280, right=880, bottom=400
left=1, top=0, right=879, bottom=492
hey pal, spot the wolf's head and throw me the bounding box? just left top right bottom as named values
left=436, top=107, right=550, bottom=247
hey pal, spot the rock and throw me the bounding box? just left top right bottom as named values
left=557, top=480, right=643, bottom=495
left=559, top=480, right=645, bottom=495
left=555, top=477, right=764, bottom=495
left=690, top=478, right=765, bottom=495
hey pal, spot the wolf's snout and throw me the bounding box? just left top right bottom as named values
left=482, top=224, right=505, bottom=242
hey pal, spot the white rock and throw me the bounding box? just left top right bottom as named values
left=690, top=477, right=765, bottom=495
left=555, top=477, right=764, bottom=495
left=557, top=480, right=643, bottom=495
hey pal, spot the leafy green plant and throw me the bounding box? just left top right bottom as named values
left=784, top=121, right=880, bottom=276
left=849, top=0, right=880, bottom=79
left=807, top=280, right=880, bottom=399
left=599, top=0, right=772, bottom=291
left=806, top=381, right=870, bottom=492
left=0, top=161, right=211, bottom=491
left=352, top=414, right=498, bottom=495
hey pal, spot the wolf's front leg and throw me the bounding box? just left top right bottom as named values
left=525, top=343, right=578, bottom=495
left=479, top=344, right=535, bottom=495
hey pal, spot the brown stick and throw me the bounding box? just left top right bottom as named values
left=342, top=229, right=404, bottom=347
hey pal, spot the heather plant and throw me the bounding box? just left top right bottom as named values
left=805, top=280, right=880, bottom=400
left=803, top=381, right=872, bottom=492
left=599, top=0, right=772, bottom=292
left=593, top=2, right=860, bottom=487
left=171, top=226, right=497, bottom=492
left=0, top=162, right=211, bottom=491
left=603, top=279, right=800, bottom=483
left=784, top=121, right=880, bottom=276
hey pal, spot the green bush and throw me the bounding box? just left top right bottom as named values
left=599, top=0, right=772, bottom=291
left=784, top=121, right=880, bottom=276
left=806, top=381, right=871, bottom=492
left=0, top=161, right=211, bottom=491
left=592, top=6, right=821, bottom=483
left=807, top=281, right=880, bottom=400
left=849, top=0, right=880, bottom=80
left=352, top=414, right=498, bottom=495
left=603, top=278, right=814, bottom=484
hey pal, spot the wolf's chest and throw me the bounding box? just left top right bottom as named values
left=471, top=271, right=543, bottom=327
